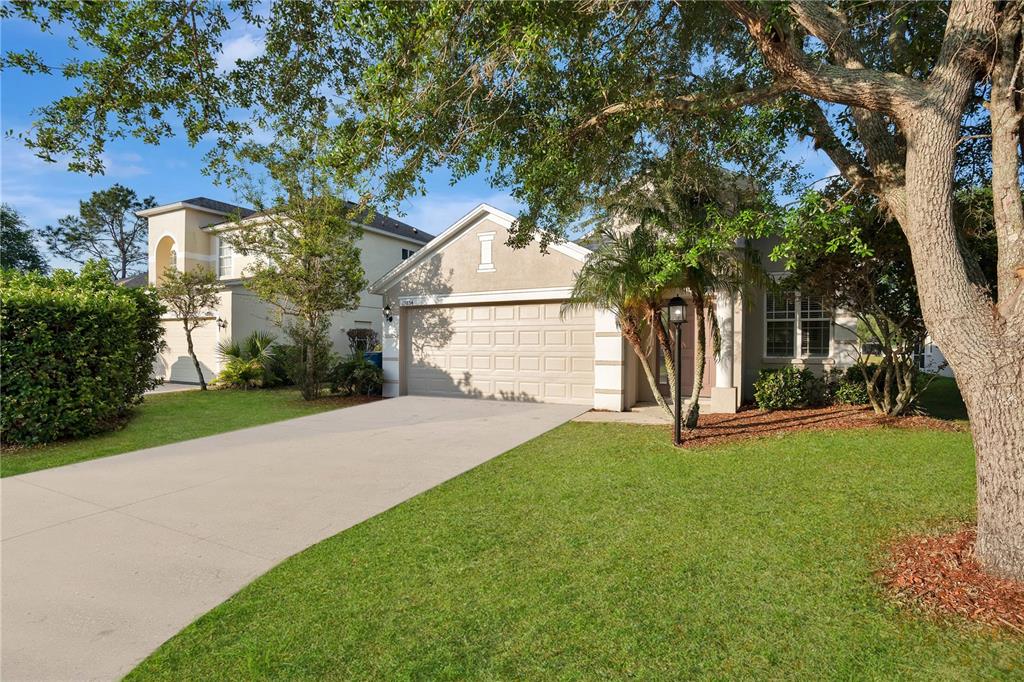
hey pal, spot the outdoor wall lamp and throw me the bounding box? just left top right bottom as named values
left=383, top=304, right=393, bottom=323
left=216, top=317, right=228, bottom=330
left=668, top=296, right=687, bottom=446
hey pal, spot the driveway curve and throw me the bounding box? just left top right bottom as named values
left=1, top=396, right=585, bottom=681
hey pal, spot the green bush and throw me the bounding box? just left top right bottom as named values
left=0, top=262, right=164, bottom=445
left=213, top=357, right=265, bottom=390
left=825, top=366, right=870, bottom=405
left=216, top=330, right=287, bottom=388
left=329, top=355, right=384, bottom=396
left=753, top=367, right=825, bottom=411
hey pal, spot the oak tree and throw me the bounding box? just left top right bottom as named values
left=4, top=0, right=1023, bottom=578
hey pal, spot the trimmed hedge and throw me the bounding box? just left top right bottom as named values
left=1, top=262, right=164, bottom=446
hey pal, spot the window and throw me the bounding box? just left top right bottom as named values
left=401, top=248, right=416, bottom=260
left=800, top=295, right=830, bottom=357
left=764, top=289, right=832, bottom=358
left=765, top=290, right=796, bottom=357
left=218, top=238, right=233, bottom=278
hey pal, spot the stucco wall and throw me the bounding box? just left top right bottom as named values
left=385, top=216, right=581, bottom=301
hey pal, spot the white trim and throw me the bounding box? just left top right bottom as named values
left=136, top=201, right=243, bottom=218
left=370, top=203, right=591, bottom=294
left=477, top=231, right=496, bottom=272
left=397, top=286, right=574, bottom=307
left=762, top=288, right=834, bottom=360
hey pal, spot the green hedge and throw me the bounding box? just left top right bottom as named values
left=1, top=262, right=165, bottom=446
left=753, top=366, right=826, bottom=411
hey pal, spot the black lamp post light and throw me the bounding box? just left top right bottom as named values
left=667, top=296, right=687, bottom=446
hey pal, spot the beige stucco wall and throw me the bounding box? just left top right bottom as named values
left=146, top=207, right=224, bottom=284
left=740, top=236, right=859, bottom=400
left=147, top=205, right=427, bottom=381
left=384, top=217, right=581, bottom=302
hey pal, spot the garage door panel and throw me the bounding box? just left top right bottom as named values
left=406, top=302, right=593, bottom=405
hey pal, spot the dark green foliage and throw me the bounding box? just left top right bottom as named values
left=753, top=367, right=826, bottom=411
left=825, top=367, right=870, bottom=406
left=1, top=204, right=48, bottom=273
left=0, top=261, right=164, bottom=445
left=41, top=184, right=155, bottom=279
left=329, top=355, right=384, bottom=396
left=215, top=330, right=283, bottom=388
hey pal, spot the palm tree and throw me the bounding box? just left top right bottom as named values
left=563, top=223, right=674, bottom=416
left=600, top=163, right=765, bottom=427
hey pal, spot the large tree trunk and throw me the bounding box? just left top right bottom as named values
left=967, top=376, right=1024, bottom=579
left=901, top=104, right=1024, bottom=579
left=184, top=325, right=207, bottom=391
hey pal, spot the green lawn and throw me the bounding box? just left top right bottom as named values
left=917, top=375, right=969, bottom=421
left=1, top=389, right=363, bottom=478
left=129, top=421, right=1020, bottom=680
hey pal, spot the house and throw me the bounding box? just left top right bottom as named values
left=370, top=204, right=859, bottom=413
left=140, top=197, right=433, bottom=383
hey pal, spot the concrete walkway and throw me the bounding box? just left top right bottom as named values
left=1, top=397, right=585, bottom=681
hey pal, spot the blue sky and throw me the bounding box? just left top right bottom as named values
left=2, top=14, right=834, bottom=271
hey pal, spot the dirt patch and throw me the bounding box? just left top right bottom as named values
left=667, top=405, right=962, bottom=449
left=878, top=527, right=1024, bottom=635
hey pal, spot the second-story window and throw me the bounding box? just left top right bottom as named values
left=218, top=237, right=233, bottom=278
left=401, top=248, right=416, bottom=260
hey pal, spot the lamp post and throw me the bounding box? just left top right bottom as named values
left=667, top=296, right=687, bottom=446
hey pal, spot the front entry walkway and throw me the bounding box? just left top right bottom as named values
left=1, top=397, right=585, bottom=681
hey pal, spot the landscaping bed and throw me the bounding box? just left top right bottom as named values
left=666, top=404, right=963, bottom=450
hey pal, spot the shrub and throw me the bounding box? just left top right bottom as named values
left=824, top=366, right=870, bottom=405
left=216, top=330, right=284, bottom=387
left=329, top=355, right=384, bottom=396
left=346, top=328, right=379, bottom=354
left=753, top=367, right=825, bottom=411
left=213, top=357, right=265, bottom=390
left=0, top=262, right=164, bottom=445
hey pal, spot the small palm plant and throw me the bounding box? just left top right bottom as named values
left=214, top=330, right=279, bottom=389
left=563, top=222, right=674, bottom=416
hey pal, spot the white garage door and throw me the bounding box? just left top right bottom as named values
left=155, top=320, right=220, bottom=384
left=405, top=302, right=594, bottom=404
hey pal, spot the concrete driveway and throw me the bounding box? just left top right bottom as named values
left=1, top=397, right=585, bottom=681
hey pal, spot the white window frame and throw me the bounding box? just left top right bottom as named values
left=477, top=231, right=496, bottom=272
left=401, top=248, right=416, bottom=260
left=763, top=287, right=833, bottom=360
left=217, top=237, right=233, bottom=278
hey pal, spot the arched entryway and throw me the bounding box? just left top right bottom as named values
left=154, top=235, right=177, bottom=285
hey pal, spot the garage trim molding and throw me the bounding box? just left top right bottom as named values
left=397, top=286, right=574, bottom=307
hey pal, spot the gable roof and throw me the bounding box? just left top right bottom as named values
left=369, top=203, right=590, bottom=295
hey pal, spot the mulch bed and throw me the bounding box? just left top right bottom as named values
left=878, top=527, right=1024, bottom=635
left=671, top=405, right=962, bottom=449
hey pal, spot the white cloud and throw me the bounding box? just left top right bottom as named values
left=217, top=33, right=265, bottom=72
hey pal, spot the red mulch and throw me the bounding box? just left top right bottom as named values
left=672, top=404, right=962, bottom=449
left=878, top=527, right=1024, bottom=635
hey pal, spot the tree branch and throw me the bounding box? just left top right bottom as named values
left=574, top=79, right=793, bottom=133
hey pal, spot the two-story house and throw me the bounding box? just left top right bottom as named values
left=139, top=197, right=432, bottom=384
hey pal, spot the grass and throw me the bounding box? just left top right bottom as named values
left=129, top=420, right=1021, bottom=680
left=916, top=375, right=968, bottom=421
left=1, top=389, right=364, bottom=478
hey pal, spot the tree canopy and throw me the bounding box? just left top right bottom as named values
left=1, top=204, right=48, bottom=273
left=4, top=0, right=1023, bottom=577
